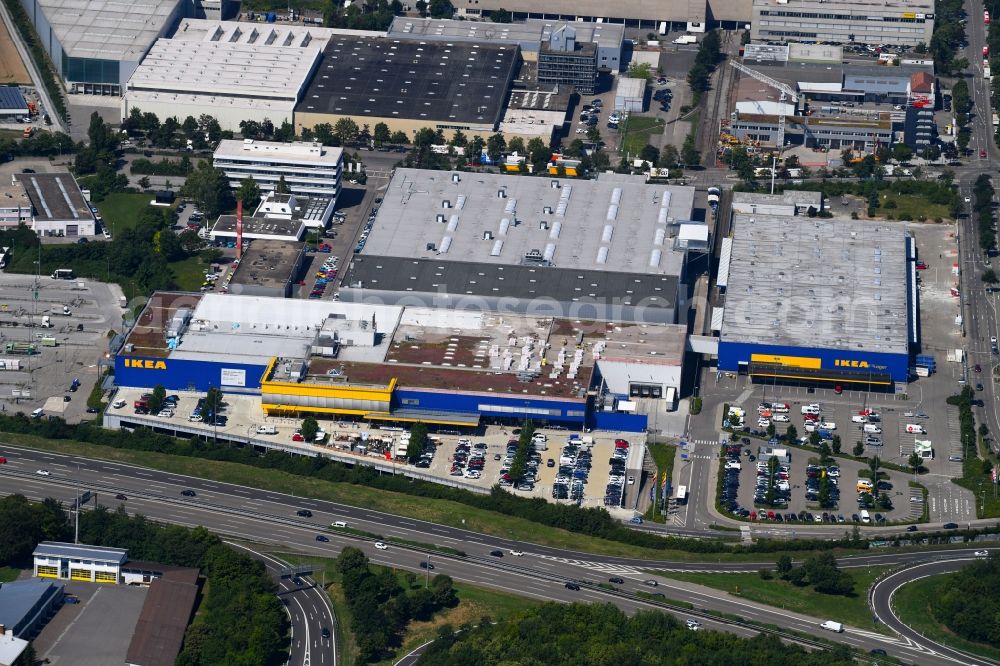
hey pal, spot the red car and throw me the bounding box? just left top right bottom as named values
left=975, top=364, right=983, bottom=373
left=0, top=456, right=6, bottom=464
left=981, top=149, right=988, bottom=159
left=614, top=439, right=630, bottom=448
left=915, top=262, right=927, bottom=270
left=292, top=433, right=305, bottom=442
left=834, top=384, right=843, bottom=394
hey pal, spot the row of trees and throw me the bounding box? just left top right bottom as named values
left=130, top=156, right=194, bottom=177
left=0, top=494, right=71, bottom=567
left=974, top=174, right=996, bottom=256
left=687, top=29, right=722, bottom=97
left=417, top=602, right=860, bottom=665
left=0, top=411, right=871, bottom=555
left=337, top=546, right=456, bottom=662
left=930, top=0, right=970, bottom=76
left=123, top=109, right=224, bottom=151
left=936, top=553, right=1000, bottom=646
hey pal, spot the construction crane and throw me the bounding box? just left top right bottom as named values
left=729, top=60, right=800, bottom=154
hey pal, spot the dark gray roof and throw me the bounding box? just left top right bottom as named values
left=295, top=35, right=519, bottom=125
left=0, top=88, right=27, bottom=111
left=33, top=541, right=128, bottom=564
left=0, top=579, right=63, bottom=630
left=13, top=173, right=93, bottom=223
left=344, top=254, right=677, bottom=309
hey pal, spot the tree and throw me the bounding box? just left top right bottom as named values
left=373, top=122, right=391, bottom=147
left=892, top=144, right=914, bottom=163
left=526, top=137, right=548, bottom=172
left=390, top=130, right=409, bottom=145
left=235, top=175, right=261, bottom=210
left=908, top=451, right=922, bottom=474
left=273, top=120, right=295, bottom=143
left=300, top=416, right=319, bottom=443
left=984, top=268, right=999, bottom=285
left=831, top=435, right=841, bottom=454
left=138, top=176, right=151, bottom=190
left=853, top=441, right=865, bottom=456
left=681, top=133, right=700, bottom=167
left=407, top=422, right=428, bottom=461
left=147, top=384, right=166, bottom=414
left=868, top=455, right=882, bottom=486
left=801, top=552, right=854, bottom=596
left=201, top=387, right=224, bottom=424
left=16, top=642, right=36, bottom=666
left=469, top=135, right=485, bottom=162
left=334, top=118, right=360, bottom=145
left=313, top=123, right=335, bottom=145
left=180, top=160, right=233, bottom=217
left=809, top=431, right=821, bottom=447
left=639, top=144, right=659, bottom=165
left=486, top=133, right=506, bottom=162
left=428, top=0, right=454, bottom=18
left=507, top=136, right=525, bottom=155
left=489, top=8, right=512, bottom=22
left=766, top=422, right=776, bottom=439
left=658, top=144, right=679, bottom=169
left=275, top=175, right=290, bottom=194
left=775, top=554, right=793, bottom=577
left=785, top=424, right=797, bottom=443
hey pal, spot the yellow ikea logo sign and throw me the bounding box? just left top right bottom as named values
left=124, top=359, right=167, bottom=370
left=834, top=360, right=869, bottom=368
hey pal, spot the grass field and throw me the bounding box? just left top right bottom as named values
left=0, top=566, right=20, bottom=582
left=656, top=565, right=894, bottom=632
left=0, top=18, right=30, bottom=84
left=277, top=552, right=535, bottom=666
left=620, top=116, right=665, bottom=157
left=169, top=255, right=207, bottom=291
left=892, top=574, right=1000, bottom=662
left=876, top=192, right=951, bottom=221
left=644, top=443, right=676, bottom=523
left=94, top=193, right=156, bottom=235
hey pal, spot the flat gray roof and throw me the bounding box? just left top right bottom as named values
left=212, top=215, right=304, bottom=239
left=0, top=579, right=62, bottom=631
left=721, top=214, right=909, bottom=354
left=33, top=541, right=128, bottom=563
left=13, top=173, right=93, bottom=223
left=229, top=241, right=303, bottom=290
left=343, top=254, right=678, bottom=310
left=387, top=17, right=625, bottom=49
left=35, top=0, right=181, bottom=62
left=362, top=169, right=694, bottom=277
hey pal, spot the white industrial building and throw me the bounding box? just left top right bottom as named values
left=33, top=542, right=128, bottom=584
left=122, top=38, right=322, bottom=131
left=614, top=77, right=646, bottom=113
left=751, top=0, right=934, bottom=46
left=213, top=139, right=343, bottom=201
left=20, top=0, right=186, bottom=95
left=13, top=172, right=96, bottom=237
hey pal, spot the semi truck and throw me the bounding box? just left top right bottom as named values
left=4, top=342, right=35, bottom=355
left=673, top=35, right=697, bottom=44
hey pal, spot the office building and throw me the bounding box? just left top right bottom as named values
left=213, top=140, right=343, bottom=201
left=537, top=26, right=598, bottom=94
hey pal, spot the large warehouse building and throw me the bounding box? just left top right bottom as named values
left=339, top=169, right=703, bottom=325
left=19, top=0, right=186, bottom=95
left=294, top=35, right=520, bottom=141
left=114, top=292, right=687, bottom=430
left=750, top=0, right=934, bottom=46
left=717, top=211, right=914, bottom=388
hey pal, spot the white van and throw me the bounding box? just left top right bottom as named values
left=851, top=414, right=867, bottom=424
left=331, top=521, right=347, bottom=528
left=256, top=425, right=277, bottom=435
left=30, top=408, right=44, bottom=418
left=905, top=424, right=926, bottom=434
left=860, top=509, right=871, bottom=524
left=112, top=399, right=126, bottom=409
left=820, top=620, right=844, bottom=633
left=772, top=403, right=790, bottom=413
left=863, top=424, right=882, bottom=434
left=801, top=404, right=821, bottom=415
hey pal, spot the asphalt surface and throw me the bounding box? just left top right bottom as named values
left=227, top=542, right=337, bottom=666
left=1, top=444, right=996, bottom=665
left=870, top=557, right=993, bottom=666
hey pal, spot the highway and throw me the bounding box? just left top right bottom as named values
left=0, top=444, right=994, bottom=665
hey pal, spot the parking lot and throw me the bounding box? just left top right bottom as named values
left=0, top=274, right=124, bottom=420
left=108, top=387, right=644, bottom=514
left=720, top=402, right=920, bottom=525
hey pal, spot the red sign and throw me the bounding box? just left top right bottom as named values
left=236, top=200, right=243, bottom=260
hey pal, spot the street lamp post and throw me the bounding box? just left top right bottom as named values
left=424, top=554, right=431, bottom=588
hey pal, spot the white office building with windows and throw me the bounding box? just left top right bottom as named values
left=213, top=139, right=343, bottom=202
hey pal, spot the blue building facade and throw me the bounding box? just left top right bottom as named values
left=391, top=387, right=589, bottom=427
left=114, top=356, right=270, bottom=393
left=717, top=341, right=909, bottom=385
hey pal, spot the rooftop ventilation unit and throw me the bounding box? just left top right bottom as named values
left=483, top=231, right=493, bottom=240
left=490, top=240, right=504, bottom=256
left=442, top=199, right=451, bottom=208
left=451, top=173, right=460, bottom=183
left=436, top=213, right=445, bottom=223
left=524, top=248, right=544, bottom=262
left=497, top=189, right=506, bottom=198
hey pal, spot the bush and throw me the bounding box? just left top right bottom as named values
left=689, top=397, right=703, bottom=415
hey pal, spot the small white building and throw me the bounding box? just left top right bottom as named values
left=0, top=179, right=32, bottom=230
left=33, top=541, right=127, bottom=584
left=13, top=172, right=96, bottom=237
left=614, top=76, right=646, bottom=113
left=214, top=140, right=343, bottom=202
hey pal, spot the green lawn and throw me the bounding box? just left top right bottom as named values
left=876, top=193, right=952, bottom=221
left=0, top=566, right=20, bottom=582
left=620, top=115, right=665, bottom=156
left=644, top=443, right=676, bottom=523
left=169, top=255, right=208, bottom=292
left=893, top=574, right=1000, bottom=662
left=655, top=565, right=894, bottom=632
left=93, top=192, right=158, bottom=234
left=277, top=552, right=535, bottom=666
